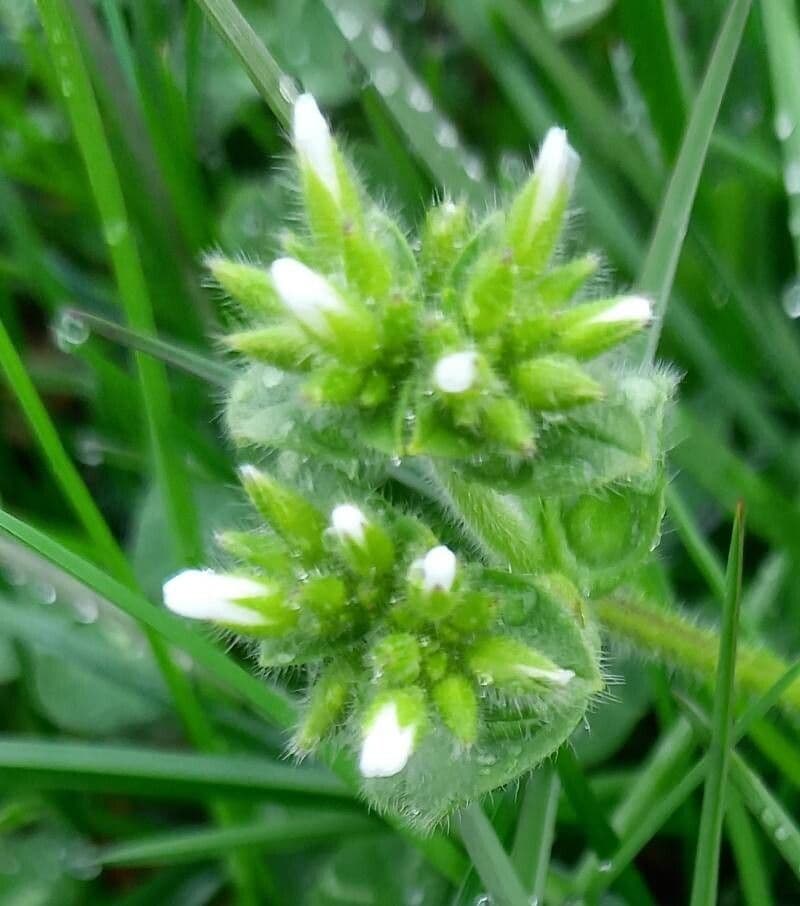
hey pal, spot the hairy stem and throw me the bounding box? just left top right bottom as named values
left=595, top=594, right=800, bottom=715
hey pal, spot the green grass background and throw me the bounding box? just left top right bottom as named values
left=1, top=0, right=800, bottom=903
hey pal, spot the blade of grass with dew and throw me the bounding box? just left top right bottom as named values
left=689, top=502, right=744, bottom=906
left=581, top=657, right=800, bottom=896
left=762, top=0, right=800, bottom=270
left=725, top=787, right=775, bottom=906
left=510, top=764, right=560, bottom=901
left=319, top=0, right=485, bottom=202
left=98, top=810, right=377, bottom=867
left=457, top=803, right=529, bottom=906
left=37, top=0, right=201, bottom=567
left=0, top=737, right=349, bottom=801
left=64, top=309, right=235, bottom=388
left=637, top=0, right=753, bottom=364
left=191, top=0, right=292, bottom=125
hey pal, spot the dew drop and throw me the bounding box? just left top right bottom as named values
left=336, top=7, right=363, bottom=41
left=33, top=581, right=57, bottom=605
left=2, top=564, right=28, bottom=587
left=370, top=23, right=393, bottom=53
left=435, top=120, right=459, bottom=149
left=407, top=82, right=433, bottom=113
left=775, top=825, right=789, bottom=841
left=278, top=74, right=299, bottom=105
left=76, top=434, right=104, bottom=467
left=782, top=278, right=800, bottom=319
left=784, top=160, right=800, bottom=195
left=52, top=309, right=90, bottom=352
left=463, top=152, right=484, bottom=182
left=73, top=597, right=99, bottom=624
left=775, top=110, right=795, bottom=141
left=261, top=366, right=284, bottom=388
left=374, top=66, right=400, bottom=97
left=598, top=860, right=613, bottom=873
left=103, top=220, right=127, bottom=246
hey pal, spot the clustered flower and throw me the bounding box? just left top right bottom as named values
left=161, top=94, right=666, bottom=815
left=164, top=465, right=578, bottom=778
left=210, top=93, right=653, bottom=465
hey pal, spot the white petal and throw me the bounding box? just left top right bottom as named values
left=422, top=545, right=457, bottom=592
left=590, top=295, right=652, bottom=325
left=433, top=351, right=478, bottom=394
left=293, top=93, right=339, bottom=199
left=531, top=126, right=579, bottom=225
left=516, top=663, right=575, bottom=686
left=331, top=503, right=367, bottom=544
left=270, top=257, right=344, bottom=333
left=163, top=569, right=269, bottom=626
left=359, top=703, right=416, bottom=778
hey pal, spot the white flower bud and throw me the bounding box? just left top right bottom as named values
left=433, top=351, right=478, bottom=394
left=421, top=545, right=457, bottom=593
left=516, top=663, right=575, bottom=686
left=359, top=702, right=417, bottom=778
left=163, top=569, right=270, bottom=627
left=588, top=295, right=652, bottom=326
left=530, top=127, right=580, bottom=226
left=270, top=257, right=345, bottom=334
left=331, top=503, right=368, bottom=544
left=292, top=93, right=339, bottom=199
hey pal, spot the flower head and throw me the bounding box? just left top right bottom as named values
left=530, top=127, right=580, bottom=227
left=163, top=569, right=270, bottom=627
left=433, top=351, right=478, bottom=394
left=292, top=93, right=339, bottom=199
left=270, top=257, right=344, bottom=334
left=359, top=701, right=418, bottom=778
left=330, top=503, right=368, bottom=544
left=420, top=545, right=457, bottom=593
left=588, top=295, right=652, bottom=326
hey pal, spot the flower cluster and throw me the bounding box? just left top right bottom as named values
left=210, top=94, right=652, bottom=465
left=164, top=465, right=587, bottom=781
left=163, top=93, right=672, bottom=825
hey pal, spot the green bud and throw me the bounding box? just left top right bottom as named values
left=514, top=355, right=604, bottom=410
left=206, top=256, right=279, bottom=315
left=419, top=200, right=471, bottom=293
left=293, top=664, right=353, bottom=753
left=406, top=545, right=459, bottom=622
left=370, top=633, right=421, bottom=685
left=448, top=591, right=495, bottom=635
left=238, top=465, right=326, bottom=562
left=464, top=252, right=513, bottom=337
left=433, top=674, right=478, bottom=746
left=380, top=294, right=418, bottom=360
left=533, top=253, right=600, bottom=307
left=343, top=229, right=393, bottom=300
left=506, top=128, right=579, bottom=272
left=298, top=575, right=351, bottom=637
left=328, top=504, right=395, bottom=576
left=214, top=530, right=293, bottom=577
left=468, top=636, right=575, bottom=689
left=359, top=372, right=391, bottom=408
left=480, top=396, right=537, bottom=453
left=225, top=324, right=315, bottom=371
left=303, top=364, right=363, bottom=405
left=555, top=296, right=652, bottom=360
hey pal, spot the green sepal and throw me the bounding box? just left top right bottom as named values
left=225, top=324, right=315, bottom=371
left=370, top=633, right=421, bottom=685
left=293, top=664, right=353, bottom=753
left=532, top=253, right=600, bottom=307
left=433, top=674, right=478, bottom=746
left=206, top=256, right=280, bottom=315
left=514, top=355, right=604, bottom=410
left=464, top=251, right=514, bottom=337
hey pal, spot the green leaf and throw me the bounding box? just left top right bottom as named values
left=457, top=803, right=529, bottom=906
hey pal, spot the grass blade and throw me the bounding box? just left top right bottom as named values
left=510, top=764, right=559, bottom=901
left=762, top=0, right=800, bottom=269
left=725, top=788, right=775, bottom=906
left=457, top=802, right=529, bottom=906
left=0, top=737, right=348, bottom=800
left=37, top=0, right=202, bottom=565
left=689, top=502, right=744, bottom=906
left=637, top=0, right=753, bottom=363
left=98, top=810, right=377, bottom=866
left=64, top=309, right=235, bottom=388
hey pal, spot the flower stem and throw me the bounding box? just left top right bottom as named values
left=594, top=594, right=800, bottom=714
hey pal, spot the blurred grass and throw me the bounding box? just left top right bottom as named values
left=2, top=0, right=800, bottom=902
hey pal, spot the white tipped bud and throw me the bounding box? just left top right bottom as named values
left=516, top=664, right=575, bottom=686
left=531, top=127, right=579, bottom=226
left=589, top=295, right=652, bottom=326
left=163, top=569, right=270, bottom=627
left=331, top=503, right=368, bottom=544
left=359, top=702, right=417, bottom=778
left=270, top=257, right=345, bottom=334
left=433, top=351, right=478, bottom=394
left=292, top=93, right=339, bottom=199
left=421, top=545, right=457, bottom=593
